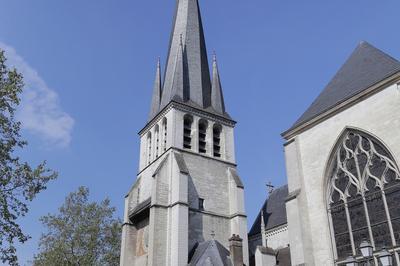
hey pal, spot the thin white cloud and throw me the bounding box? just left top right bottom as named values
left=0, top=42, right=74, bottom=148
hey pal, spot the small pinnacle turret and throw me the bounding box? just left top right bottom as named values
left=261, top=210, right=267, bottom=247
left=149, top=58, right=162, bottom=120
left=211, top=53, right=226, bottom=115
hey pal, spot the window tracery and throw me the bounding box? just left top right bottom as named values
left=327, top=130, right=400, bottom=264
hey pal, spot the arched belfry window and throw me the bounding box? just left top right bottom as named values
left=198, top=119, right=208, bottom=154
left=147, top=132, right=152, bottom=165
left=183, top=114, right=193, bottom=150
left=155, top=125, right=160, bottom=159
left=327, top=129, right=400, bottom=264
left=162, top=118, right=167, bottom=152
left=213, top=124, right=222, bottom=158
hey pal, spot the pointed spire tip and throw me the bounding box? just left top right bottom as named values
left=213, top=50, right=217, bottom=62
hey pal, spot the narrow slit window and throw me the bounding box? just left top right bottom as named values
left=183, top=115, right=193, bottom=149
left=199, top=198, right=205, bottom=211
left=213, top=124, right=222, bottom=158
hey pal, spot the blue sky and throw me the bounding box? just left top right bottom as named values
left=1, top=0, right=400, bottom=264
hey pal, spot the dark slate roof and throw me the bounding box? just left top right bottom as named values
left=249, top=185, right=288, bottom=236
left=286, top=41, right=400, bottom=133
left=189, top=240, right=232, bottom=266
left=129, top=197, right=151, bottom=219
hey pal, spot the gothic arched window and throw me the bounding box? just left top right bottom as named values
left=327, top=129, right=400, bottom=264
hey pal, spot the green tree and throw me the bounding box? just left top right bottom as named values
left=0, top=49, right=57, bottom=265
left=33, top=187, right=121, bottom=266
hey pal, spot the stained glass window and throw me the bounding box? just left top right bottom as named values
left=327, top=130, right=400, bottom=264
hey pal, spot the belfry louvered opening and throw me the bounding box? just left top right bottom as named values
left=183, top=114, right=193, bottom=150
left=198, top=119, right=208, bottom=154
left=213, top=124, right=222, bottom=158
left=326, top=129, right=400, bottom=265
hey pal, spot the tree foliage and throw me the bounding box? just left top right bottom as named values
left=33, top=187, right=121, bottom=266
left=0, top=49, right=58, bottom=265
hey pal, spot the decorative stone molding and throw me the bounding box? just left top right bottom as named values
left=265, top=224, right=288, bottom=238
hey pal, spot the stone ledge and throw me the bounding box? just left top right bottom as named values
left=285, top=189, right=301, bottom=202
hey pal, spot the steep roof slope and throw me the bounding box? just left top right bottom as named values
left=148, top=0, right=228, bottom=120
left=249, top=185, right=288, bottom=236
left=160, top=0, right=211, bottom=109
left=286, top=41, right=400, bottom=133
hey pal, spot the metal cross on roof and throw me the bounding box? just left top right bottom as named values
left=266, top=181, right=275, bottom=195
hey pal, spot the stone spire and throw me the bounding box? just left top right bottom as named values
left=211, top=53, right=226, bottom=115
left=149, top=58, right=162, bottom=120
left=160, top=0, right=212, bottom=110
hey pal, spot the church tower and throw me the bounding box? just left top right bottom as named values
left=120, top=1, right=248, bottom=265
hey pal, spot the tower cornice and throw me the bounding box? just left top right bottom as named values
left=139, top=100, right=236, bottom=136
left=136, top=146, right=237, bottom=178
